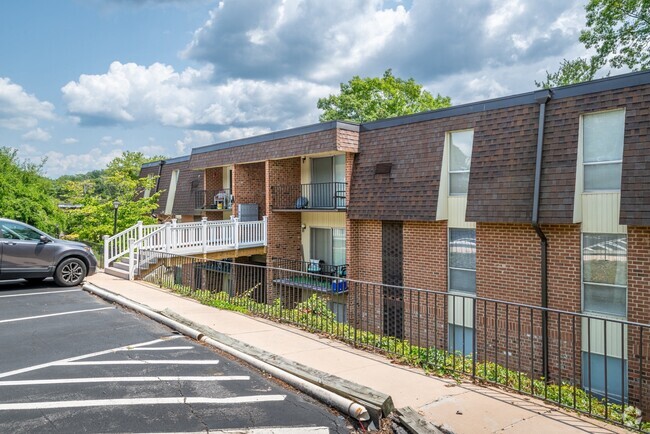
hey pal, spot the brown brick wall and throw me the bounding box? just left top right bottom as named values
left=265, top=159, right=303, bottom=300
left=204, top=167, right=223, bottom=192
left=475, top=223, right=582, bottom=381
left=402, top=221, right=448, bottom=347
left=627, top=226, right=650, bottom=411
left=232, top=162, right=265, bottom=220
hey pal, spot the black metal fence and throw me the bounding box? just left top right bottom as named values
left=80, top=240, right=104, bottom=269
left=136, top=250, right=650, bottom=431
left=194, top=189, right=233, bottom=210
left=270, top=182, right=346, bottom=210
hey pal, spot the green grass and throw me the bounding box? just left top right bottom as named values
left=158, top=279, right=648, bottom=431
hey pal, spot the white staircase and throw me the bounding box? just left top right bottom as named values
left=103, top=216, right=268, bottom=280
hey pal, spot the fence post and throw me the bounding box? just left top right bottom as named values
left=102, top=235, right=109, bottom=269
left=202, top=217, right=208, bottom=253
left=137, top=220, right=143, bottom=241
left=262, top=215, right=268, bottom=246
left=233, top=217, right=240, bottom=249
left=128, top=238, right=135, bottom=280
left=164, top=222, right=172, bottom=253
left=171, top=219, right=178, bottom=251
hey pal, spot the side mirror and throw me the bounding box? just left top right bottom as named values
left=39, top=235, right=51, bottom=244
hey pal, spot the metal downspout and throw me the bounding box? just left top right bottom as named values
left=532, top=89, right=552, bottom=380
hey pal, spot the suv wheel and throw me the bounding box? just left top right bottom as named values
left=54, top=258, right=87, bottom=287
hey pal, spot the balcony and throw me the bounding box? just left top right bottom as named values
left=272, top=257, right=348, bottom=294
left=194, top=189, right=233, bottom=211
left=271, top=182, right=346, bottom=211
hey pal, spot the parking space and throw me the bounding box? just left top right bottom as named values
left=0, top=282, right=350, bottom=433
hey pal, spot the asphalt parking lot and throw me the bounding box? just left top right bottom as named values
left=0, top=280, right=351, bottom=433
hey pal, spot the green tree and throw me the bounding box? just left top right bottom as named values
left=317, top=69, right=451, bottom=123
left=58, top=151, right=164, bottom=242
left=0, top=147, right=63, bottom=234
left=535, top=58, right=601, bottom=88
left=580, top=0, right=650, bottom=71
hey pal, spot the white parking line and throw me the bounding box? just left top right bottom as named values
left=0, top=307, right=113, bottom=324
left=0, top=395, right=287, bottom=410
left=0, top=289, right=80, bottom=298
left=0, top=336, right=181, bottom=379
left=123, top=346, right=194, bottom=351
left=136, top=428, right=330, bottom=434
left=59, top=360, right=220, bottom=366
left=0, top=375, right=250, bottom=386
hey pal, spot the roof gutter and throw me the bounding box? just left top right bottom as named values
left=532, top=89, right=552, bottom=380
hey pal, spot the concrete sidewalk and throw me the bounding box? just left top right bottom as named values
left=86, top=272, right=628, bottom=434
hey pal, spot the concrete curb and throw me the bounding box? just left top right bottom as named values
left=82, top=282, right=447, bottom=433
left=83, top=283, right=371, bottom=422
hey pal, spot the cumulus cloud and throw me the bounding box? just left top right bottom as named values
left=0, top=78, right=55, bottom=130
left=184, top=0, right=585, bottom=88
left=62, top=137, right=79, bottom=145
left=17, top=145, right=124, bottom=179
left=21, top=128, right=51, bottom=142
left=62, top=61, right=334, bottom=131
left=184, top=0, right=409, bottom=82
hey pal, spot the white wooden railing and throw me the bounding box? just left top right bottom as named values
left=103, top=217, right=268, bottom=278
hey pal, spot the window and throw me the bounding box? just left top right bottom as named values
left=0, top=221, right=43, bottom=241
left=449, top=228, right=476, bottom=355
left=449, top=130, right=474, bottom=195
left=583, top=110, right=625, bottom=191
left=582, top=233, right=627, bottom=317
left=311, top=227, right=346, bottom=270
left=449, top=228, right=476, bottom=294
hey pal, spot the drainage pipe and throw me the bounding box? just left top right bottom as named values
left=82, top=283, right=370, bottom=422
left=532, top=89, right=552, bottom=380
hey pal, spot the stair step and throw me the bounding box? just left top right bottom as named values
left=120, top=257, right=131, bottom=264
left=113, top=261, right=130, bottom=272
left=105, top=267, right=129, bottom=280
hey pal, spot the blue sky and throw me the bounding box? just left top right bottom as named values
left=1, top=0, right=593, bottom=178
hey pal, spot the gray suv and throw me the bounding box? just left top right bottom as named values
left=0, top=218, right=97, bottom=287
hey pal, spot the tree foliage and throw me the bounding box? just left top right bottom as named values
left=317, top=69, right=451, bottom=123
left=55, top=151, right=164, bottom=242
left=535, top=58, right=601, bottom=88
left=536, top=0, right=649, bottom=88
left=580, top=0, right=650, bottom=71
left=0, top=148, right=63, bottom=234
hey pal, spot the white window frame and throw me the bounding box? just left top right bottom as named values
left=581, top=109, right=625, bottom=193
left=580, top=232, right=628, bottom=319
left=448, top=129, right=474, bottom=196
left=448, top=227, right=477, bottom=296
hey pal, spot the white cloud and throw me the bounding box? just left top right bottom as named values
left=62, top=137, right=79, bottom=145
left=17, top=145, right=124, bottom=178
left=175, top=130, right=217, bottom=154
left=62, top=61, right=334, bottom=131
left=21, top=128, right=51, bottom=142
left=0, top=77, right=55, bottom=130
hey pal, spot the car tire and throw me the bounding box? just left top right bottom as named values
left=54, top=258, right=87, bottom=287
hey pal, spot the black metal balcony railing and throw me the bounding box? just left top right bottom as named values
left=272, top=257, right=347, bottom=283
left=271, top=182, right=346, bottom=210
left=194, top=189, right=232, bottom=210
left=136, top=249, right=650, bottom=431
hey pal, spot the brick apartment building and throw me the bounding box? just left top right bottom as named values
left=140, top=70, right=650, bottom=410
